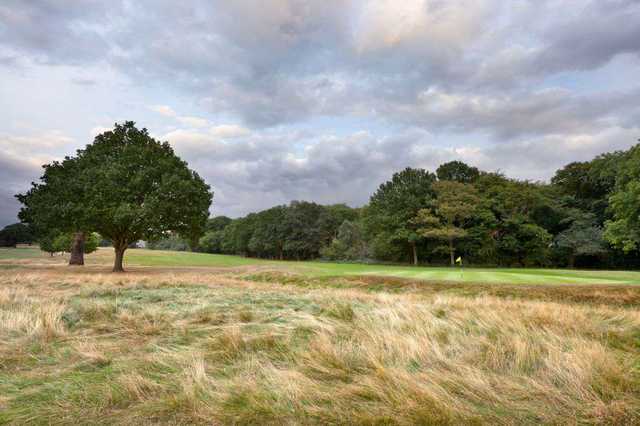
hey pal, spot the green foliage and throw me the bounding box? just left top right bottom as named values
left=0, top=223, right=34, bottom=247
left=556, top=214, right=607, bottom=266
left=37, top=233, right=58, bottom=255
left=16, top=156, right=90, bottom=238
left=40, top=232, right=99, bottom=255
left=603, top=145, right=640, bottom=253
left=206, top=216, right=232, bottom=232
left=18, top=122, right=213, bottom=271
left=414, top=182, right=480, bottom=265
left=320, top=220, right=368, bottom=261
left=16, top=127, right=640, bottom=269
left=248, top=206, right=287, bottom=259
left=365, top=167, right=436, bottom=264
left=207, top=140, right=640, bottom=268
left=436, top=160, right=480, bottom=183
left=199, top=230, right=226, bottom=253
left=147, top=234, right=190, bottom=251
left=494, top=217, right=552, bottom=266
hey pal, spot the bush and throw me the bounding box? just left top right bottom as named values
left=199, top=230, right=225, bottom=253
left=40, top=232, right=100, bottom=255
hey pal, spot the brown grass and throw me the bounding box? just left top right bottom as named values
left=0, top=266, right=639, bottom=424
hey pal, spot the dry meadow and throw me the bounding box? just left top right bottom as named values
left=1, top=253, right=640, bottom=424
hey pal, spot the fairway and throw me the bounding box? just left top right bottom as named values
left=2, top=247, right=639, bottom=285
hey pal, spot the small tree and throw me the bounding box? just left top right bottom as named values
left=53, top=232, right=100, bottom=255
left=17, top=156, right=91, bottom=265
left=39, top=232, right=99, bottom=256
left=320, top=220, right=368, bottom=261
left=556, top=214, right=606, bottom=267
left=414, top=181, right=479, bottom=266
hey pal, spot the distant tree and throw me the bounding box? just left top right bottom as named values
left=249, top=206, right=287, bottom=259
left=605, top=144, right=640, bottom=252
left=316, top=204, right=359, bottom=246
left=414, top=181, right=480, bottom=266
left=19, top=122, right=212, bottom=272
left=555, top=214, right=607, bottom=267
left=494, top=216, right=552, bottom=266
left=552, top=151, right=625, bottom=225
left=366, top=168, right=436, bottom=265
left=206, top=216, right=232, bottom=232
left=221, top=216, right=256, bottom=256
left=320, top=220, right=368, bottom=261
left=147, top=234, right=190, bottom=251
left=199, top=230, right=225, bottom=253
left=436, top=161, right=480, bottom=183
left=199, top=216, right=233, bottom=254
left=282, top=201, right=325, bottom=260
left=0, top=223, right=34, bottom=247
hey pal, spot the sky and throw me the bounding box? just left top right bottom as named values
left=1, top=0, right=640, bottom=227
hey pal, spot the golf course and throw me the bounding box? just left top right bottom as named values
left=3, top=246, right=640, bottom=285
left=1, top=246, right=640, bottom=424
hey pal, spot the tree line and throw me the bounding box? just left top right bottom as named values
left=187, top=144, right=640, bottom=268
left=8, top=120, right=640, bottom=270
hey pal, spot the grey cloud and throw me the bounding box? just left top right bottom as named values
left=0, top=152, right=43, bottom=227
left=384, top=87, right=640, bottom=139
left=2, top=0, right=639, bottom=130
left=533, top=0, right=640, bottom=74
left=1, top=0, right=640, bottom=221
left=163, top=128, right=463, bottom=216
left=0, top=0, right=114, bottom=65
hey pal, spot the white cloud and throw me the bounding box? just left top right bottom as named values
left=149, top=105, right=177, bottom=117
left=177, top=116, right=209, bottom=128
left=89, top=126, right=111, bottom=138
left=210, top=124, right=250, bottom=139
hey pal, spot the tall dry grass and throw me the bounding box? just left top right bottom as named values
left=0, top=267, right=639, bottom=424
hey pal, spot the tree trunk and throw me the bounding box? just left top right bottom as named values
left=449, top=238, right=455, bottom=267
left=68, top=232, right=85, bottom=265
left=569, top=253, right=576, bottom=268
left=279, top=246, right=283, bottom=261
left=411, top=242, right=418, bottom=266
left=113, top=243, right=127, bottom=272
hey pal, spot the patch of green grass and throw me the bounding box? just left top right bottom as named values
left=124, top=248, right=274, bottom=268
left=121, top=248, right=640, bottom=285
left=0, top=247, right=49, bottom=260
left=4, top=246, right=640, bottom=286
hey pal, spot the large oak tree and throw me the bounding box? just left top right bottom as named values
left=18, top=122, right=212, bottom=272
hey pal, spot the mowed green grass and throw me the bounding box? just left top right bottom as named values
left=2, top=246, right=639, bottom=285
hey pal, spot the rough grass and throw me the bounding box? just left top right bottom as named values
left=1, top=264, right=640, bottom=425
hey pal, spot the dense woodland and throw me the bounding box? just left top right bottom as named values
left=4, top=138, right=640, bottom=269
left=189, top=142, right=640, bottom=268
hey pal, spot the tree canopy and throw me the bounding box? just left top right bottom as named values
left=365, top=167, right=436, bottom=265
left=17, top=122, right=212, bottom=271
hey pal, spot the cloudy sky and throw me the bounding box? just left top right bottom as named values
left=1, top=0, right=639, bottom=227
